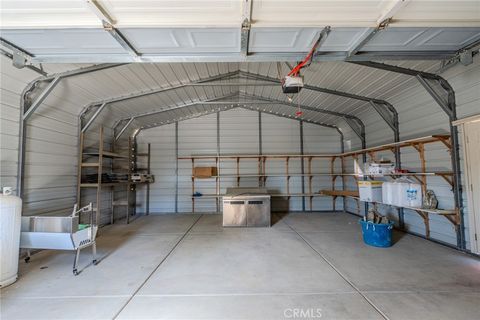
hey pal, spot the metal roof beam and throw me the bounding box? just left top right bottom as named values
left=347, top=0, right=410, bottom=56
left=240, top=71, right=385, bottom=104
left=238, top=94, right=365, bottom=142
left=118, top=93, right=239, bottom=121
left=0, top=48, right=46, bottom=76
left=80, top=71, right=241, bottom=132
left=239, top=93, right=362, bottom=121
left=239, top=71, right=398, bottom=134
left=86, top=70, right=239, bottom=107
left=115, top=117, right=135, bottom=140
left=29, top=50, right=457, bottom=64
left=240, top=0, right=253, bottom=56
left=85, top=0, right=139, bottom=58
left=438, top=38, right=480, bottom=73
left=23, top=76, right=61, bottom=121
left=239, top=105, right=338, bottom=130
left=0, top=37, right=47, bottom=73
left=81, top=102, right=107, bottom=133
left=139, top=105, right=238, bottom=132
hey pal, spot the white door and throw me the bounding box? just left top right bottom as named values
left=464, top=120, right=480, bottom=253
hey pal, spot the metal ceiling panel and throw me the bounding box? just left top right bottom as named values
left=0, top=0, right=101, bottom=28
left=251, top=0, right=385, bottom=27
left=101, top=0, right=241, bottom=27
left=2, top=1, right=478, bottom=29
left=251, top=0, right=480, bottom=28
left=120, top=28, right=240, bottom=53
left=249, top=27, right=370, bottom=52
left=363, top=27, right=480, bottom=51
left=393, top=0, right=480, bottom=27
left=0, top=29, right=126, bottom=55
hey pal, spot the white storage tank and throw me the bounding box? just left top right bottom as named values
left=0, top=187, right=22, bottom=287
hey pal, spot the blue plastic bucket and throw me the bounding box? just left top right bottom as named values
left=359, top=220, right=394, bottom=248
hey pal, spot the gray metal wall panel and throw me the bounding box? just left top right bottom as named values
left=349, top=59, right=480, bottom=248
left=178, top=113, right=217, bottom=212
left=303, top=122, right=343, bottom=211
left=136, top=124, right=176, bottom=214
left=136, top=109, right=342, bottom=213
left=219, top=108, right=260, bottom=194
left=0, top=56, right=38, bottom=194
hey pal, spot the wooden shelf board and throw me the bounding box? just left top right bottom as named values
left=190, top=172, right=453, bottom=179
left=346, top=196, right=456, bottom=215
left=342, top=135, right=450, bottom=157
left=179, top=135, right=451, bottom=161
left=320, top=190, right=360, bottom=197
left=81, top=162, right=100, bottom=167
left=192, top=193, right=328, bottom=199
left=84, top=151, right=128, bottom=159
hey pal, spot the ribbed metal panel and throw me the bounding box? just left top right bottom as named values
left=1, top=54, right=479, bottom=247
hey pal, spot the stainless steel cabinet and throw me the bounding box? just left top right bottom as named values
left=223, top=188, right=271, bottom=227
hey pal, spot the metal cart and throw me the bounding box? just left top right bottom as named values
left=20, top=203, right=98, bottom=275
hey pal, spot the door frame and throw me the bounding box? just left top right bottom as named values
left=455, top=114, right=480, bottom=254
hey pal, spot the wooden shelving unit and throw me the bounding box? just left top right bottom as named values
left=179, top=135, right=460, bottom=238
left=328, top=134, right=459, bottom=239
left=77, top=127, right=150, bottom=225
left=180, top=154, right=342, bottom=213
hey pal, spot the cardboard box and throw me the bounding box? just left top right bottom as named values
left=358, top=181, right=383, bottom=202
left=194, top=167, right=218, bottom=178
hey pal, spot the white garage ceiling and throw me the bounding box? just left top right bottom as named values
left=1, top=0, right=479, bottom=63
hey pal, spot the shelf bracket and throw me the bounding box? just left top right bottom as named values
left=438, top=174, right=454, bottom=187
left=414, top=210, right=430, bottom=238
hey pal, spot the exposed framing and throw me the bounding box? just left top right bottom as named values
left=351, top=61, right=466, bottom=249
left=17, top=64, right=125, bottom=197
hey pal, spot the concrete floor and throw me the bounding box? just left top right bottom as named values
left=2, top=212, right=480, bottom=320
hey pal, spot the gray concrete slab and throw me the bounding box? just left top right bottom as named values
left=117, top=293, right=384, bottom=320
left=365, top=292, right=480, bottom=320
left=2, top=233, right=182, bottom=298
left=137, top=230, right=354, bottom=295
left=1, top=297, right=128, bottom=320
left=279, top=211, right=360, bottom=233
left=2, top=212, right=480, bottom=320
left=104, top=214, right=199, bottom=236
left=190, top=214, right=292, bottom=233
left=301, top=229, right=480, bottom=292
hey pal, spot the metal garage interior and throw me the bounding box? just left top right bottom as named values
left=1, top=1, right=480, bottom=319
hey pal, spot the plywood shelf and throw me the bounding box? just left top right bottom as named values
left=191, top=193, right=328, bottom=199
left=178, top=135, right=451, bottom=160
left=84, top=151, right=128, bottom=159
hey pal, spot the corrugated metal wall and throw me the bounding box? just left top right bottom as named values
left=0, top=57, right=82, bottom=216
left=135, top=108, right=342, bottom=213
left=1, top=56, right=479, bottom=249
left=0, top=57, right=33, bottom=195
left=343, top=59, right=480, bottom=248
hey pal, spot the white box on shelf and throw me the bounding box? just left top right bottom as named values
left=386, top=178, right=423, bottom=208
left=382, top=181, right=394, bottom=205
left=367, top=162, right=395, bottom=176
left=358, top=181, right=383, bottom=202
